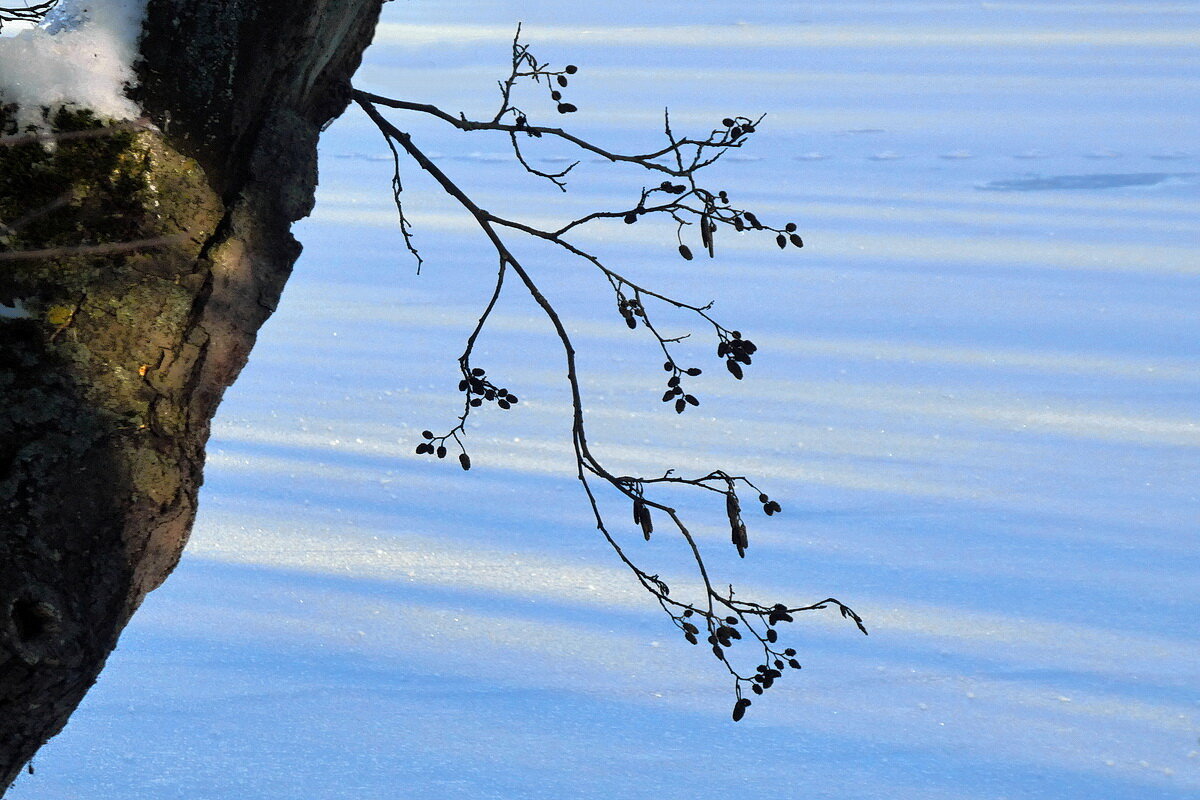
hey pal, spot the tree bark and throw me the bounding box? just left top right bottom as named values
left=0, top=0, right=384, bottom=789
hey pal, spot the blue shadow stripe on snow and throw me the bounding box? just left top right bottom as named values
left=14, top=556, right=1190, bottom=800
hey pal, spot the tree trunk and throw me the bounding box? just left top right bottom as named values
left=0, top=0, right=384, bottom=789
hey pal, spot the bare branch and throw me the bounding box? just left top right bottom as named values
left=0, top=234, right=188, bottom=262
left=0, top=189, right=72, bottom=239
left=0, top=118, right=154, bottom=149
left=351, top=30, right=862, bottom=721
left=354, top=91, right=759, bottom=179
left=508, top=130, right=577, bottom=192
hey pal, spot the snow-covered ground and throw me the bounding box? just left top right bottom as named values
left=8, top=1, right=1199, bottom=798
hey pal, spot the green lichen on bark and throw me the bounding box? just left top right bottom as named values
left=0, top=106, right=148, bottom=508
left=0, top=107, right=147, bottom=250
left=1, top=104, right=222, bottom=429
left=0, top=100, right=225, bottom=627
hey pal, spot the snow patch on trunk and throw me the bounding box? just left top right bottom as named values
left=0, top=0, right=149, bottom=131
left=0, top=298, right=34, bottom=320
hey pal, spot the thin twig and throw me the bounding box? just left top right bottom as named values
left=354, top=91, right=756, bottom=179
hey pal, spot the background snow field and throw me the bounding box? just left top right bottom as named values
left=8, top=1, right=1199, bottom=798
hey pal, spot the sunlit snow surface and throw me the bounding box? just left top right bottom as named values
left=9, top=1, right=1199, bottom=798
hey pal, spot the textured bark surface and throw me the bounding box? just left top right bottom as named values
left=0, top=0, right=384, bottom=789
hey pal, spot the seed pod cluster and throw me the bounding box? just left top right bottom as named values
left=768, top=603, right=795, bottom=625
left=618, top=296, right=644, bottom=329
left=413, top=429, right=472, bottom=471
left=514, top=36, right=580, bottom=115
left=747, top=643, right=803, bottom=699
left=660, top=363, right=702, bottom=414
left=548, top=64, right=579, bottom=113
left=708, top=619, right=742, bottom=649
left=717, top=330, right=757, bottom=380
left=665, top=588, right=831, bottom=722
left=758, top=491, right=783, bottom=516
left=512, top=114, right=543, bottom=138
left=720, top=115, right=757, bottom=143
left=458, top=366, right=519, bottom=410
